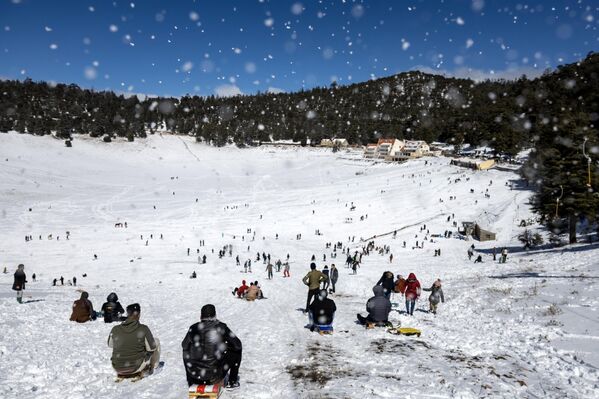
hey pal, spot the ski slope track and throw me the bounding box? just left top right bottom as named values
left=0, top=133, right=598, bottom=399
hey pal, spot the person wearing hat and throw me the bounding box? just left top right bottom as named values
left=101, top=292, right=126, bottom=323
left=182, top=304, right=242, bottom=389
left=69, top=291, right=96, bottom=323
left=107, top=303, right=160, bottom=377
left=307, top=289, right=337, bottom=331
left=302, top=263, right=327, bottom=312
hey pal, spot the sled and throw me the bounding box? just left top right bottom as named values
left=188, top=382, right=224, bottom=398
left=366, top=321, right=393, bottom=329
left=315, top=324, right=334, bottom=335
left=387, top=327, right=421, bottom=337
left=115, top=361, right=164, bottom=383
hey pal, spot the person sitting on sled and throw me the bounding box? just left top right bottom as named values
left=233, top=280, right=249, bottom=298
left=307, top=289, right=336, bottom=331
left=356, top=285, right=391, bottom=326
left=107, top=303, right=160, bottom=377
left=70, top=291, right=96, bottom=323
left=182, top=304, right=242, bottom=390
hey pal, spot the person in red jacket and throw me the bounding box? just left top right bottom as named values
left=233, top=280, right=249, bottom=298
left=404, top=273, right=421, bottom=316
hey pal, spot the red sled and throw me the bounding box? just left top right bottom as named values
left=188, top=382, right=223, bottom=398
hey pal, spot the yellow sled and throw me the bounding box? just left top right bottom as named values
left=387, top=327, right=421, bottom=337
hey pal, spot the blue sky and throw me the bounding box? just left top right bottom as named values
left=1, top=0, right=598, bottom=97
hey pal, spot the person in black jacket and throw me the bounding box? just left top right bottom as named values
left=12, top=264, right=27, bottom=304
left=101, top=293, right=126, bottom=323
left=308, top=289, right=336, bottom=331
left=376, top=271, right=395, bottom=299
left=182, top=304, right=242, bottom=389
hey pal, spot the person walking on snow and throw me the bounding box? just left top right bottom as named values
left=303, top=263, right=327, bottom=312
left=283, top=262, right=290, bottom=277
left=376, top=271, right=395, bottom=299
left=322, top=265, right=330, bottom=291
left=181, top=304, right=242, bottom=389
left=329, top=264, right=339, bottom=293
left=108, top=303, right=160, bottom=378
left=404, top=273, right=421, bottom=316
left=423, top=279, right=445, bottom=314
left=12, top=264, right=27, bottom=303
left=266, top=263, right=273, bottom=280
left=500, top=248, right=508, bottom=263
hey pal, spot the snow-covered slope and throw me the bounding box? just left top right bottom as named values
left=0, top=132, right=597, bottom=399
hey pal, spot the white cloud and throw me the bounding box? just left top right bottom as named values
left=214, top=84, right=243, bottom=97
left=411, top=65, right=544, bottom=82
left=267, top=87, right=285, bottom=94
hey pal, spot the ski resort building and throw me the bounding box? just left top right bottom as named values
left=376, top=138, right=404, bottom=159
left=321, top=138, right=349, bottom=148
left=332, top=138, right=349, bottom=148
left=393, top=140, right=431, bottom=160
left=363, top=144, right=378, bottom=158
left=450, top=157, right=495, bottom=171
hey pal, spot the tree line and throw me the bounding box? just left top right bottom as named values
left=1, top=52, right=598, bottom=242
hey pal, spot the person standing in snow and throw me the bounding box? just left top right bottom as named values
left=467, top=248, right=474, bottom=260
left=12, top=264, right=27, bottom=303
left=356, top=286, right=392, bottom=326
left=182, top=304, right=242, bottom=389
left=423, top=279, right=445, bottom=314
left=500, top=248, right=508, bottom=263
left=329, top=264, right=339, bottom=293
left=322, top=265, right=330, bottom=291
left=70, top=291, right=96, bottom=322
left=266, top=263, right=274, bottom=280
left=404, top=273, right=421, bottom=316
left=376, top=271, right=395, bottom=299
left=101, top=292, right=126, bottom=323
left=303, top=263, right=327, bottom=312
left=108, top=303, right=160, bottom=377
left=283, top=262, right=290, bottom=277
left=394, top=274, right=407, bottom=295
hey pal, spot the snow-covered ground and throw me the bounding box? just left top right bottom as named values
left=0, top=132, right=597, bottom=399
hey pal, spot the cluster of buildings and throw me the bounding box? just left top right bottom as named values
left=319, top=136, right=496, bottom=170
left=363, top=138, right=440, bottom=161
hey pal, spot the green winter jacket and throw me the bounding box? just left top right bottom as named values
left=303, top=270, right=327, bottom=290
left=107, top=318, right=157, bottom=372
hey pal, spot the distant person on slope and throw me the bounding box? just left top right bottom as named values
left=101, top=292, right=126, bottom=323
left=329, top=264, right=339, bottom=293
left=303, top=263, right=327, bottom=312
left=376, top=271, right=395, bottom=299
left=423, top=279, right=445, bottom=314
left=307, top=289, right=337, bottom=331
left=182, top=304, right=242, bottom=389
left=108, top=303, right=160, bottom=377
left=70, top=291, right=96, bottom=322
left=12, top=264, right=27, bottom=304
left=404, top=273, right=421, bottom=316
left=356, top=285, right=392, bottom=326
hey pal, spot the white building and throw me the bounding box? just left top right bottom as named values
left=394, top=140, right=431, bottom=159
left=363, top=144, right=378, bottom=158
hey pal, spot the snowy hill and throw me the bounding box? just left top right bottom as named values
left=0, top=133, right=597, bottom=399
